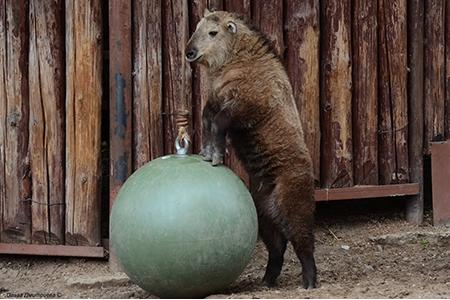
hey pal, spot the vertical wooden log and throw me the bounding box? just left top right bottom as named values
left=352, top=0, right=378, bottom=185
left=251, top=0, right=284, bottom=55
left=133, top=0, right=163, bottom=168
left=190, top=0, right=224, bottom=154
left=406, top=0, right=424, bottom=224
left=162, top=0, right=192, bottom=154
left=377, top=0, right=395, bottom=185
left=65, top=0, right=102, bottom=246
left=320, top=0, right=353, bottom=188
left=29, top=0, right=65, bottom=244
left=445, top=1, right=450, bottom=139
left=378, top=0, right=409, bottom=184
left=109, top=0, right=132, bottom=202
left=285, top=0, right=320, bottom=186
left=0, top=0, right=31, bottom=243
left=109, top=0, right=132, bottom=269
left=0, top=1, right=4, bottom=240
left=224, top=0, right=250, bottom=16
left=424, top=0, right=445, bottom=154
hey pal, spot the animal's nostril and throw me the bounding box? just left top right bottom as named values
left=186, top=49, right=197, bottom=60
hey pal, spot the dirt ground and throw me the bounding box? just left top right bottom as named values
left=1, top=206, right=449, bottom=299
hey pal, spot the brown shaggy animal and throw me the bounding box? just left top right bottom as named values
left=185, top=10, right=317, bottom=289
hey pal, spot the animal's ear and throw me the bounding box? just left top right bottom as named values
left=226, top=21, right=237, bottom=34
left=203, top=8, right=211, bottom=16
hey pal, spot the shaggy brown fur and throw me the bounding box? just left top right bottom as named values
left=186, top=10, right=317, bottom=289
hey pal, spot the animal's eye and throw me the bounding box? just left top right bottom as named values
left=209, top=31, right=218, bottom=37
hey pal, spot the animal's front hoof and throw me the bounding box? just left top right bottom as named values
left=199, top=148, right=212, bottom=161
left=200, top=153, right=212, bottom=161
left=211, top=154, right=224, bottom=166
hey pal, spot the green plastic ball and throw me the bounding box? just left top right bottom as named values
left=110, top=154, right=258, bottom=298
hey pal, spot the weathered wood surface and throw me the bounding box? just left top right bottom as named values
left=406, top=0, right=424, bottom=224
left=109, top=0, right=132, bottom=204
left=190, top=0, right=224, bottom=153
left=445, top=1, right=450, bottom=140
left=0, top=0, right=32, bottom=243
left=29, top=0, right=65, bottom=244
left=252, top=0, right=284, bottom=55
left=133, top=0, right=164, bottom=168
left=352, top=0, right=378, bottom=185
left=208, top=0, right=223, bottom=11
left=377, top=0, right=395, bottom=185
left=224, top=0, right=250, bottom=16
left=162, top=0, right=192, bottom=154
left=285, top=0, right=320, bottom=186
left=65, top=0, right=102, bottom=246
left=424, top=0, right=445, bottom=154
left=378, top=0, right=409, bottom=184
left=320, top=0, right=353, bottom=188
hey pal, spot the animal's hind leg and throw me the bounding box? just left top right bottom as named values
left=276, top=178, right=317, bottom=289
left=259, top=215, right=288, bottom=287
left=291, top=232, right=317, bottom=289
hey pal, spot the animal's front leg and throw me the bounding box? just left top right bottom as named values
left=211, top=109, right=231, bottom=166
left=199, top=100, right=217, bottom=161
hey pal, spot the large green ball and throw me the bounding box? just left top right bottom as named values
left=110, top=154, right=258, bottom=298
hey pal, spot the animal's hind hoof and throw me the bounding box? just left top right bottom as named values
left=262, top=276, right=277, bottom=288
left=302, top=281, right=316, bottom=290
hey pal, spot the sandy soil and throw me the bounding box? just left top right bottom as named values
left=1, top=210, right=449, bottom=299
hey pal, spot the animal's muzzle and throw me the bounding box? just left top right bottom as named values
left=185, top=48, right=198, bottom=62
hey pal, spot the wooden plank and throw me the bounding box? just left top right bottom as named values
left=0, top=243, right=104, bottom=258
left=65, top=0, right=102, bottom=246
left=424, top=0, right=445, bottom=154
left=109, top=0, right=132, bottom=204
left=320, top=0, right=353, bottom=188
left=378, top=0, right=409, bottom=184
left=285, top=0, right=320, bottom=186
left=406, top=0, right=424, bottom=224
left=29, top=0, right=65, bottom=245
left=133, top=0, right=164, bottom=168
left=251, top=0, right=284, bottom=55
left=431, top=142, right=450, bottom=226
left=315, top=183, right=419, bottom=202
left=162, top=0, right=192, bottom=154
left=0, top=0, right=32, bottom=244
left=190, top=0, right=223, bottom=154
left=224, top=0, right=250, bottom=16
left=352, top=0, right=378, bottom=185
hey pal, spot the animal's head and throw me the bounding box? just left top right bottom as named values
left=185, top=10, right=249, bottom=69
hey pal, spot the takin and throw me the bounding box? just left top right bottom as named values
left=185, top=9, right=317, bottom=289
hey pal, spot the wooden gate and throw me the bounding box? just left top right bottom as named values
left=1, top=0, right=449, bottom=257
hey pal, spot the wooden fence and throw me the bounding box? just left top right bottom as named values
left=0, top=0, right=448, bottom=256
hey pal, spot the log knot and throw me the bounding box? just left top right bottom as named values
left=7, top=112, right=20, bottom=127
